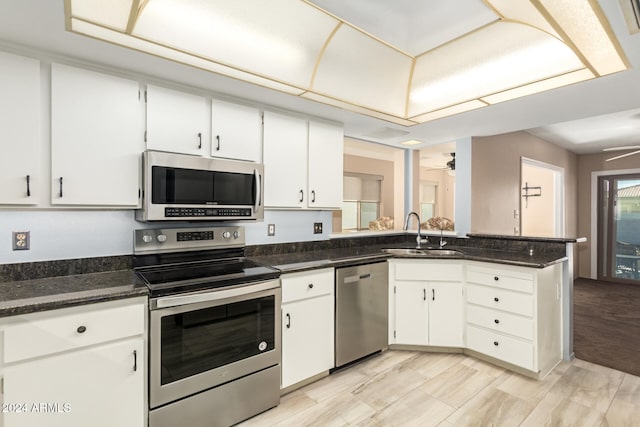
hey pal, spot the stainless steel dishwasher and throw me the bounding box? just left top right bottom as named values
left=335, top=262, right=389, bottom=367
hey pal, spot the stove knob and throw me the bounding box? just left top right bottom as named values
left=233, top=231, right=240, bottom=239
left=157, top=234, right=167, bottom=243
left=222, top=231, right=231, bottom=239
left=142, top=235, right=153, bottom=243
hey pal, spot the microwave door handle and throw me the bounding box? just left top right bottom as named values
left=253, top=169, right=261, bottom=209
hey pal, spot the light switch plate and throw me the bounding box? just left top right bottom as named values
left=13, top=231, right=30, bottom=250
left=267, top=224, right=275, bottom=236
left=313, top=223, right=323, bottom=234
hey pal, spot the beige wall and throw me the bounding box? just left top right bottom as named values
left=472, top=131, right=578, bottom=240
left=576, top=152, right=640, bottom=278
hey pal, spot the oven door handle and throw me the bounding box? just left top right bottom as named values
left=153, top=280, right=279, bottom=309
left=254, top=169, right=262, bottom=210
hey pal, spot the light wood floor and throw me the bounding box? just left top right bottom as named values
left=239, top=350, right=640, bottom=426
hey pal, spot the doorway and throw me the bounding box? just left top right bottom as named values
left=597, top=174, right=640, bottom=283
left=520, top=158, right=565, bottom=237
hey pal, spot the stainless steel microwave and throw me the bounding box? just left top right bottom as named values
left=136, top=151, right=263, bottom=222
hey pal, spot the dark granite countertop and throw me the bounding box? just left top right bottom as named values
left=466, top=233, right=587, bottom=244
left=0, top=270, right=148, bottom=318
left=250, top=243, right=567, bottom=274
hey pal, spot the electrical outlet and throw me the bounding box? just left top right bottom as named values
left=13, top=231, right=30, bottom=250
left=267, top=224, right=276, bottom=236
left=313, top=222, right=323, bottom=234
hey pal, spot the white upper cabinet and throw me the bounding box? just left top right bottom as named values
left=211, top=99, right=262, bottom=162
left=263, top=111, right=308, bottom=208
left=0, top=52, right=44, bottom=205
left=308, top=121, right=343, bottom=209
left=146, top=84, right=208, bottom=155
left=51, top=63, right=143, bottom=206
left=263, top=112, right=343, bottom=209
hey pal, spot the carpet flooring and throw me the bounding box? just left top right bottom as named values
left=573, top=277, right=640, bottom=377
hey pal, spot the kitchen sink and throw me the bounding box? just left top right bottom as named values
left=382, top=248, right=463, bottom=257
left=382, top=248, right=428, bottom=256
left=421, top=249, right=463, bottom=256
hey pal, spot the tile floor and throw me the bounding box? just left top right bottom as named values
left=239, top=350, right=640, bottom=426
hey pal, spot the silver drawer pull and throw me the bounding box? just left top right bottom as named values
left=77, top=326, right=87, bottom=334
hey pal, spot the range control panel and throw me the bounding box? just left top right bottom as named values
left=134, top=226, right=244, bottom=254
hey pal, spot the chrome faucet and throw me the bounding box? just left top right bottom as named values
left=439, top=228, right=447, bottom=248
left=403, top=211, right=428, bottom=248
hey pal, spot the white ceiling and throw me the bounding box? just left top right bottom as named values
left=1, top=0, right=639, bottom=155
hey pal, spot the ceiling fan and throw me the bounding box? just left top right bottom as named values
left=604, top=146, right=640, bottom=162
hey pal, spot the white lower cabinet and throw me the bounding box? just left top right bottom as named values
left=0, top=297, right=146, bottom=427
left=465, top=262, right=562, bottom=376
left=281, top=268, right=334, bottom=390
left=389, top=260, right=464, bottom=348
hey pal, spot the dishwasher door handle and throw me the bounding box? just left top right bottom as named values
left=343, top=273, right=372, bottom=284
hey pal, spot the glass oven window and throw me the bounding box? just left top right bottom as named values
left=160, top=295, right=275, bottom=385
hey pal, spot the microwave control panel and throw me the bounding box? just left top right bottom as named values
left=164, top=207, right=252, bottom=218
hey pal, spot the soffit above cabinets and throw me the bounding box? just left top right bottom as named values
left=66, top=0, right=629, bottom=126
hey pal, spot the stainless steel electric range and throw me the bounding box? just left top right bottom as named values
left=133, top=226, right=281, bottom=427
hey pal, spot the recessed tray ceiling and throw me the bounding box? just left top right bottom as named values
left=66, top=0, right=629, bottom=126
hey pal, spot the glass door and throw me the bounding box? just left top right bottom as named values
left=598, top=174, right=640, bottom=282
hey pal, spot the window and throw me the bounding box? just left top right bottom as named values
left=420, top=181, right=437, bottom=221
left=342, top=173, right=383, bottom=230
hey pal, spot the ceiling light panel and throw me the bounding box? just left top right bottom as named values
left=70, top=18, right=307, bottom=96
left=487, top=0, right=560, bottom=38
left=408, top=22, right=583, bottom=115
left=411, top=100, right=487, bottom=123
left=312, top=24, right=413, bottom=116
left=70, top=0, right=133, bottom=31
left=309, top=0, right=498, bottom=56
left=534, top=0, right=628, bottom=75
left=481, top=68, right=594, bottom=104
left=132, top=0, right=338, bottom=88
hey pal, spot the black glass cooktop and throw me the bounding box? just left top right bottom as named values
left=136, top=257, right=280, bottom=298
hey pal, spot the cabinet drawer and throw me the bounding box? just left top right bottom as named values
left=466, top=284, right=534, bottom=317
left=466, top=325, right=534, bottom=370
left=3, top=299, right=145, bottom=363
left=281, top=268, right=334, bottom=303
left=467, top=304, right=534, bottom=341
left=394, top=261, right=462, bottom=281
left=467, top=268, right=534, bottom=293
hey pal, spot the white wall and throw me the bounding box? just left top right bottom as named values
left=0, top=210, right=333, bottom=264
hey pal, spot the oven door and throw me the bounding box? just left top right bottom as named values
left=149, top=279, right=280, bottom=409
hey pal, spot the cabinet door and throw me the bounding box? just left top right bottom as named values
left=211, top=99, right=261, bottom=162
left=281, top=295, right=334, bottom=389
left=146, top=84, right=208, bottom=155
left=394, top=282, right=429, bottom=345
left=51, top=64, right=143, bottom=206
left=429, top=282, right=464, bottom=347
left=263, top=111, right=307, bottom=208
left=0, top=52, right=44, bottom=205
left=307, top=121, right=343, bottom=209
left=3, top=337, right=144, bottom=427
